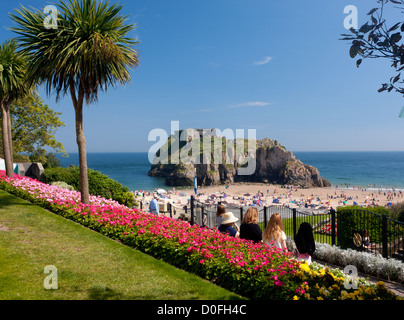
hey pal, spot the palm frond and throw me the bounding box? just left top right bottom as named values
left=0, top=39, right=30, bottom=104
left=9, top=0, right=140, bottom=104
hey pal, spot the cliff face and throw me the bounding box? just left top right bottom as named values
left=148, top=133, right=331, bottom=188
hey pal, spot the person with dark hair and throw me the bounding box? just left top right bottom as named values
left=294, top=222, right=316, bottom=264
left=216, top=204, right=226, bottom=228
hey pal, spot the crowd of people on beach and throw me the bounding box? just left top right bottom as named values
left=133, top=183, right=404, bottom=222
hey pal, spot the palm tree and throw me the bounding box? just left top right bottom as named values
left=10, top=0, right=139, bottom=204
left=0, top=40, right=30, bottom=177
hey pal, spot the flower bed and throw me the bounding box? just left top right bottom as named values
left=314, top=242, right=404, bottom=283
left=0, top=171, right=401, bottom=300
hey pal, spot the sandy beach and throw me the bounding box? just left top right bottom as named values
left=137, top=183, right=404, bottom=213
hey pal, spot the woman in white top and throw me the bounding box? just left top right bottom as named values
left=263, top=213, right=287, bottom=251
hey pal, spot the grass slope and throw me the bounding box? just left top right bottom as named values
left=0, top=190, right=244, bottom=300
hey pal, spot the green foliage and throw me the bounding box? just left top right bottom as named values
left=340, top=0, right=404, bottom=98
left=336, top=205, right=403, bottom=250
left=10, top=0, right=141, bottom=204
left=42, top=152, right=62, bottom=169
left=0, top=40, right=29, bottom=104
left=41, top=166, right=136, bottom=207
left=388, top=202, right=404, bottom=222
left=10, top=0, right=140, bottom=103
left=51, top=181, right=75, bottom=191
left=337, top=206, right=385, bottom=249
left=0, top=92, right=66, bottom=163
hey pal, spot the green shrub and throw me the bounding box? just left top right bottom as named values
left=41, top=166, right=136, bottom=207
left=336, top=206, right=402, bottom=250
left=51, top=181, right=75, bottom=191
left=41, top=166, right=78, bottom=187
left=337, top=206, right=386, bottom=249
left=388, top=202, right=404, bottom=223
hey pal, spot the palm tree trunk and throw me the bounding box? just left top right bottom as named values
left=6, top=105, right=13, bottom=166
left=1, top=101, right=14, bottom=177
left=70, top=81, right=90, bottom=204
left=75, top=104, right=90, bottom=204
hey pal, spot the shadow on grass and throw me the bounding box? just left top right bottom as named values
left=86, top=285, right=242, bottom=300
left=87, top=285, right=125, bottom=300
left=0, top=190, right=34, bottom=209
left=86, top=285, right=165, bottom=300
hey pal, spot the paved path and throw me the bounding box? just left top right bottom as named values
left=313, top=259, right=404, bottom=298
left=362, top=273, right=404, bottom=298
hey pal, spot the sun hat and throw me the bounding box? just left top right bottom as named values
left=221, top=212, right=239, bottom=225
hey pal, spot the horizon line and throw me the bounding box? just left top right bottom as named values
left=63, top=150, right=404, bottom=154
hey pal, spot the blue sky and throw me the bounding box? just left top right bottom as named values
left=1, top=0, right=404, bottom=153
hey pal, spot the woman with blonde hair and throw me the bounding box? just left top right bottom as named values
left=263, top=213, right=287, bottom=251
left=240, top=207, right=262, bottom=243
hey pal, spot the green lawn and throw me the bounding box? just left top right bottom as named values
left=0, top=190, right=244, bottom=300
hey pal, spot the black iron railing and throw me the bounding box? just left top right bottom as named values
left=189, top=196, right=404, bottom=261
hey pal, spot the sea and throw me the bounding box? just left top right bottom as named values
left=57, top=151, right=404, bottom=192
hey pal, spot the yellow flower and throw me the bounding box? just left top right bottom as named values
left=340, top=290, right=348, bottom=300
left=365, top=287, right=375, bottom=296
left=317, top=296, right=324, bottom=300
left=329, top=272, right=338, bottom=281
left=296, top=271, right=306, bottom=281
left=299, top=262, right=311, bottom=273
left=376, top=281, right=386, bottom=291
left=293, top=295, right=299, bottom=300
left=331, top=284, right=339, bottom=291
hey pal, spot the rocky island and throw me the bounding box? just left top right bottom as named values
left=148, top=129, right=331, bottom=188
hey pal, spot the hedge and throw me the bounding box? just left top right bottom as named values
left=337, top=206, right=403, bottom=250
